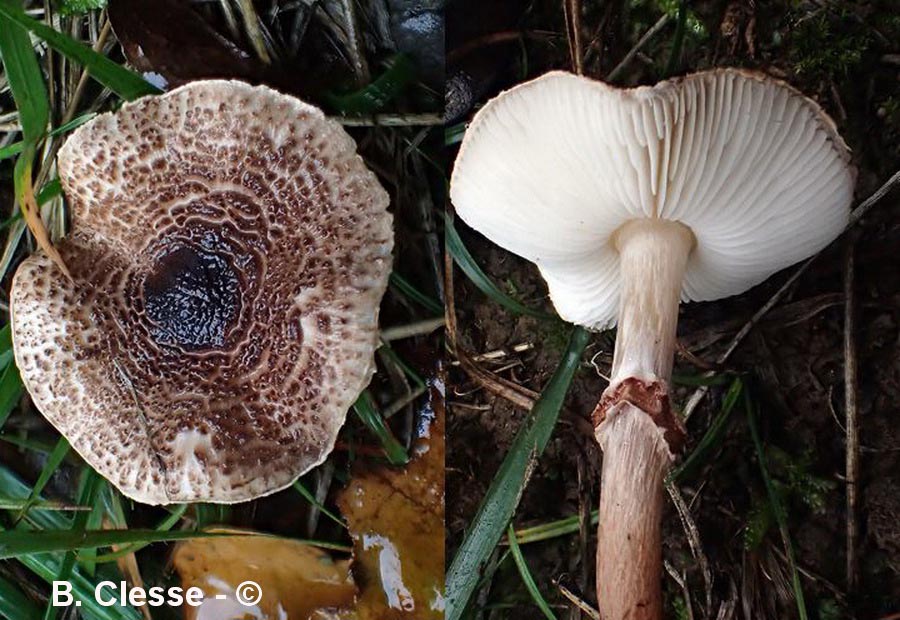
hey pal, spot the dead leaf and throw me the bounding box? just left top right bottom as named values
left=15, top=156, right=71, bottom=281
left=108, top=0, right=276, bottom=90
left=336, top=383, right=445, bottom=619
left=173, top=533, right=356, bottom=620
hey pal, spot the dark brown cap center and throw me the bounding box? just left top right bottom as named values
left=143, top=243, right=241, bottom=350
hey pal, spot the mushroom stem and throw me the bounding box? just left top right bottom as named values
left=596, top=402, right=671, bottom=619
left=595, top=218, right=693, bottom=619
left=609, top=218, right=694, bottom=386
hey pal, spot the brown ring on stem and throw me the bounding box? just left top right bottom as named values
left=592, top=377, right=686, bottom=453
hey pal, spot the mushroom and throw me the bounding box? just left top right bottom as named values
left=10, top=80, right=393, bottom=505
left=450, top=69, right=854, bottom=619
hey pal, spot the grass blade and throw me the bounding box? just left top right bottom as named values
left=507, top=523, right=557, bottom=620
left=444, top=122, right=465, bottom=146
left=665, top=0, right=688, bottom=76
left=0, top=1, right=159, bottom=101
left=0, top=529, right=225, bottom=559
left=0, top=10, right=49, bottom=141
left=0, top=466, right=70, bottom=529
left=446, top=326, right=589, bottom=620
left=16, top=551, right=142, bottom=620
left=0, top=498, right=87, bottom=511
left=14, top=148, right=71, bottom=278
left=745, top=388, right=808, bottom=620
left=293, top=480, right=346, bottom=529
left=389, top=272, right=443, bottom=314
left=71, top=471, right=105, bottom=576
left=0, top=573, right=41, bottom=620
left=0, top=365, right=24, bottom=430
left=0, top=141, right=25, bottom=161
left=1, top=113, right=98, bottom=162
left=91, top=503, right=192, bottom=563
left=0, top=323, right=12, bottom=370
left=352, top=390, right=409, bottom=465
left=504, top=511, right=599, bottom=546
left=670, top=372, right=730, bottom=387
left=43, top=470, right=102, bottom=620
left=16, top=437, right=70, bottom=524
left=0, top=13, right=68, bottom=276
left=326, top=54, right=415, bottom=115
left=446, top=215, right=554, bottom=320
left=669, top=376, right=742, bottom=482
left=35, top=178, right=61, bottom=205
left=0, top=467, right=141, bottom=620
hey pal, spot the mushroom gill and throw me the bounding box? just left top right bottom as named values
left=10, top=80, right=394, bottom=505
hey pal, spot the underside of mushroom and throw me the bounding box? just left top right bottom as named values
left=451, top=68, right=854, bottom=619
left=11, top=80, right=393, bottom=505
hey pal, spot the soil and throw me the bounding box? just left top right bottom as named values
left=446, top=1, right=900, bottom=618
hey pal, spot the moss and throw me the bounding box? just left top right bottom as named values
left=743, top=445, right=835, bottom=550
left=630, top=0, right=707, bottom=37
left=58, top=0, right=107, bottom=15
left=671, top=594, right=691, bottom=620
left=789, top=7, right=871, bottom=80
left=879, top=96, right=900, bottom=129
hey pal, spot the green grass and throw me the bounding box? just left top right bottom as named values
left=352, top=390, right=410, bottom=466
left=745, top=387, right=808, bottom=620
left=0, top=1, right=159, bottom=101
left=505, top=510, right=599, bottom=546
left=669, top=376, right=743, bottom=483
left=507, top=523, right=558, bottom=620
left=446, top=326, right=589, bottom=620
left=325, top=54, right=416, bottom=114
left=445, top=213, right=555, bottom=320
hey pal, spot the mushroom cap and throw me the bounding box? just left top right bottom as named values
left=11, top=80, right=393, bottom=504
left=450, top=69, right=855, bottom=330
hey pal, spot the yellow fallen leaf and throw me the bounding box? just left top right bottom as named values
left=337, top=385, right=445, bottom=619
left=173, top=533, right=356, bottom=620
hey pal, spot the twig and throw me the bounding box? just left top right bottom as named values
left=556, top=581, right=600, bottom=619
left=334, top=113, right=443, bottom=127
left=337, top=0, right=369, bottom=84
left=714, top=581, right=738, bottom=620
left=563, top=0, right=584, bottom=75
left=444, top=235, right=538, bottom=410
left=235, top=0, right=272, bottom=64
left=683, top=168, right=900, bottom=420
left=384, top=384, right=428, bottom=417
left=607, top=14, right=672, bottom=81
left=848, top=168, right=900, bottom=227
left=843, top=232, right=859, bottom=593
left=449, top=343, right=534, bottom=365
left=448, top=30, right=564, bottom=64
left=455, top=348, right=538, bottom=410
left=667, top=482, right=713, bottom=615
left=663, top=562, right=695, bottom=620
left=770, top=545, right=847, bottom=601
left=62, top=16, right=111, bottom=125
left=380, top=317, right=445, bottom=341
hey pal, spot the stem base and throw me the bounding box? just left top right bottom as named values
left=595, top=400, right=673, bottom=620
